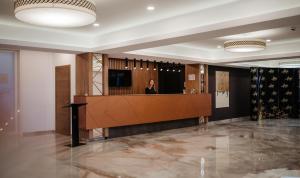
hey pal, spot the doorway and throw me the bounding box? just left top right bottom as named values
left=55, top=65, right=71, bottom=135
left=0, top=51, right=16, bottom=134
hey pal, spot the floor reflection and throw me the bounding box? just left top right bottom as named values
left=0, top=119, right=300, bottom=178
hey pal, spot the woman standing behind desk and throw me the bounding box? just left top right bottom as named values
left=145, top=79, right=157, bottom=94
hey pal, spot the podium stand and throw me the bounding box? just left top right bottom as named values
left=64, top=103, right=87, bottom=147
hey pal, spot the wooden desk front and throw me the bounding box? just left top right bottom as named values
left=75, top=94, right=211, bottom=129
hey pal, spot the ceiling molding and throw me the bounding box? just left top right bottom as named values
left=1, top=0, right=300, bottom=64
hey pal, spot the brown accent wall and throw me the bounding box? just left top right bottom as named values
left=76, top=53, right=93, bottom=95
left=108, top=58, right=158, bottom=95
left=185, top=64, right=200, bottom=93
left=102, top=54, right=109, bottom=96
left=185, top=64, right=209, bottom=94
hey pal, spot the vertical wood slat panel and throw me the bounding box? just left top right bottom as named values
left=108, top=58, right=158, bottom=95
left=76, top=53, right=93, bottom=96
left=204, top=64, right=209, bottom=93
left=102, top=54, right=109, bottom=96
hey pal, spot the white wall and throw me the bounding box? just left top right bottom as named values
left=19, top=50, right=75, bottom=133
left=20, top=50, right=55, bottom=133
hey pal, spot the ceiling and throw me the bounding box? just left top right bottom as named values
left=1, top=0, right=300, bottom=66
left=0, top=0, right=237, bottom=34
left=179, top=25, right=300, bottom=50
left=228, top=58, right=300, bottom=68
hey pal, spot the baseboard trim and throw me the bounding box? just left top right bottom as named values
left=207, top=116, right=250, bottom=126
left=107, top=118, right=199, bottom=138
left=22, top=130, right=55, bottom=137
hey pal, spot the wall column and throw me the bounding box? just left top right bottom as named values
left=101, top=54, right=109, bottom=138
left=102, top=54, right=109, bottom=96
left=76, top=53, right=93, bottom=96
left=75, top=52, right=93, bottom=140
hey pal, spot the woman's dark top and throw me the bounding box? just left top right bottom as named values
left=145, top=86, right=157, bottom=94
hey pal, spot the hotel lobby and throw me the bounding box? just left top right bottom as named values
left=0, top=0, right=300, bottom=178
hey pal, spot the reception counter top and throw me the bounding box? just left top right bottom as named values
left=74, top=94, right=211, bottom=130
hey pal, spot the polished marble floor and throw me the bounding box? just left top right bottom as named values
left=0, top=119, right=300, bottom=178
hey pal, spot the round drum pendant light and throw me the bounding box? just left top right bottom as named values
left=224, top=39, right=266, bottom=52
left=14, top=0, right=96, bottom=27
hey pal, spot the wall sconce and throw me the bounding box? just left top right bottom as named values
left=172, top=62, right=176, bottom=72
left=200, top=64, right=205, bottom=74
left=153, top=60, right=157, bottom=70
left=160, top=61, right=163, bottom=71
left=125, top=57, right=128, bottom=69
left=146, top=60, right=149, bottom=70
left=200, top=64, right=205, bottom=93
left=140, top=59, right=143, bottom=70
left=166, top=62, right=170, bottom=72
left=134, top=58, right=136, bottom=69
left=178, top=63, right=181, bottom=72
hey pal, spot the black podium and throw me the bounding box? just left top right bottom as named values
left=64, top=103, right=87, bottom=147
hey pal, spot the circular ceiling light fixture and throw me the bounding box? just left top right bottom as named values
left=14, top=0, right=96, bottom=28
left=224, top=39, right=266, bottom=52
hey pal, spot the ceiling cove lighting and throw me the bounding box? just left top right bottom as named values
left=224, top=39, right=266, bottom=52
left=14, top=0, right=96, bottom=27
left=279, top=61, right=300, bottom=68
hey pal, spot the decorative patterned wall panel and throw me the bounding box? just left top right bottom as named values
left=250, top=67, right=299, bottom=120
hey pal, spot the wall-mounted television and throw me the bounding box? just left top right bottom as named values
left=109, top=69, right=132, bottom=87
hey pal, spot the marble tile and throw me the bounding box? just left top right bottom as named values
left=0, top=119, right=300, bottom=178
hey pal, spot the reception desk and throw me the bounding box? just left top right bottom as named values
left=74, top=94, right=211, bottom=130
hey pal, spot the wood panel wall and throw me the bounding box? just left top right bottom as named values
left=102, top=54, right=109, bottom=96
left=75, top=54, right=209, bottom=96
left=185, top=64, right=209, bottom=94
left=204, top=64, right=209, bottom=93
left=76, top=53, right=93, bottom=95
left=108, top=58, right=158, bottom=95
left=185, top=64, right=200, bottom=93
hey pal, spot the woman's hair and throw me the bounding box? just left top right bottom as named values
left=148, top=79, right=155, bottom=87
left=149, top=79, right=154, bottom=84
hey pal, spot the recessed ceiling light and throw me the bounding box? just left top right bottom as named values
left=217, top=45, right=222, bottom=48
left=93, top=23, right=100, bottom=27
left=147, top=6, right=155, bottom=11
left=266, top=39, right=271, bottom=42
